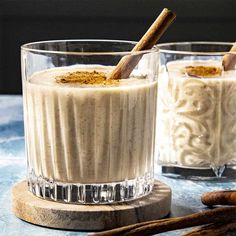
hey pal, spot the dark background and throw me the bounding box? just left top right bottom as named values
left=0, top=0, right=236, bottom=94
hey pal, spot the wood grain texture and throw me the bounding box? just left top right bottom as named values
left=11, top=180, right=171, bottom=231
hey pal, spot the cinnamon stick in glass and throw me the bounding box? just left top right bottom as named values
left=222, top=42, right=236, bottom=71
left=108, top=8, right=176, bottom=80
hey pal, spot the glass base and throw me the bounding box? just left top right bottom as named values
left=161, top=165, right=236, bottom=181
left=28, top=171, right=154, bottom=204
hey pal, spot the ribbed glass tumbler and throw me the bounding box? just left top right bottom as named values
left=21, top=40, right=159, bottom=204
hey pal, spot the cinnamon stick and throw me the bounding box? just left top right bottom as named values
left=108, top=8, right=176, bottom=80
left=222, top=42, right=236, bottom=71
left=201, top=190, right=236, bottom=206
left=182, top=220, right=236, bottom=236
left=90, top=219, right=168, bottom=236
left=89, top=207, right=236, bottom=236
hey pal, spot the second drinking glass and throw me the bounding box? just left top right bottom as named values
left=157, top=42, right=236, bottom=179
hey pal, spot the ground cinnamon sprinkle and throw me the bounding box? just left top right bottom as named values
left=184, top=66, right=222, bottom=78
left=56, top=71, right=119, bottom=85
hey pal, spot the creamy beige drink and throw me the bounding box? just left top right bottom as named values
left=24, top=65, right=157, bottom=184
left=157, top=61, right=236, bottom=172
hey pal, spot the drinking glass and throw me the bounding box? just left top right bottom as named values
left=21, top=40, right=159, bottom=203
left=157, top=42, right=236, bottom=179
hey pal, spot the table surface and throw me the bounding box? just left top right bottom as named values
left=1, top=95, right=236, bottom=236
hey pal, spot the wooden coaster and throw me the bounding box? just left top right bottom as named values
left=12, top=180, right=171, bottom=231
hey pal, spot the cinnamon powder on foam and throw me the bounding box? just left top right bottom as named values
left=56, top=71, right=119, bottom=85
left=184, top=66, right=222, bottom=78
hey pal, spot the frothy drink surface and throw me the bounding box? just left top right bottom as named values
left=24, top=65, right=157, bottom=183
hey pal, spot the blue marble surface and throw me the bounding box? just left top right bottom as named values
left=0, top=95, right=236, bottom=236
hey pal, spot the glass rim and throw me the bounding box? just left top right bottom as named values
left=158, top=41, right=235, bottom=55
left=21, top=39, right=158, bottom=55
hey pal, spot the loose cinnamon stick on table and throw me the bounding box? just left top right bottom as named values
left=108, top=8, right=176, bottom=80
left=182, top=220, right=236, bottom=236
left=222, top=42, right=236, bottom=71
left=89, top=207, right=236, bottom=236
left=202, top=190, right=236, bottom=206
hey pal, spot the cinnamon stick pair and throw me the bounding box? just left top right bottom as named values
left=89, top=207, right=236, bottom=236
left=109, top=7, right=235, bottom=80
left=183, top=220, right=236, bottom=236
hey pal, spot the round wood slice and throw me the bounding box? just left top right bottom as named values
left=12, top=180, right=171, bottom=231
